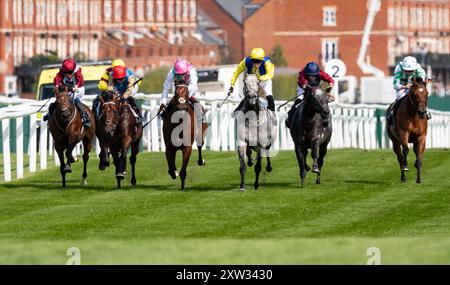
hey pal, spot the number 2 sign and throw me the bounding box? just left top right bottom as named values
left=325, top=59, right=347, bottom=78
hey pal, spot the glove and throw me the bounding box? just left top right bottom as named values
left=228, top=86, right=234, bottom=96
left=159, top=103, right=166, bottom=112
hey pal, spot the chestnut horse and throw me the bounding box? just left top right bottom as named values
left=101, top=94, right=143, bottom=188
left=162, top=83, right=208, bottom=190
left=387, top=77, right=430, bottom=183
left=48, top=87, right=96, bottom=187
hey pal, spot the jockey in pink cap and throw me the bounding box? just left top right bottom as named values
left=160, top=58, right=203, bottom=122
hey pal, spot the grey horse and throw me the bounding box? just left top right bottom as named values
left=289, top=86, right=332, bottom=187
left=235, top=74, right=277, bottom=191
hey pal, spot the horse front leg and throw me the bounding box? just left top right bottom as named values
left=165, top=147, right=178, bottom=179
left=55, top=144, right=67, bottom=188
left=414, top=136, right=426, bottom=184
left=295, top=144, right=306, bottom=187
left=254, top=149, right=263, bottom=190
left=311, top=139, right=320, bottom=174
left=118, top=137, right=132, bottom=178
left=196, top=122, right=207, bottom=166
left=129, top=140, right=140, bottom=186
left=81, top=137, right=92, bottom=186
left=238, top=146, right=247, bottom=191
left=316, top=144, right=328, bottom=184
left=98, top=138, right=110, bottom=170
left=180, top=146, right=192, bottom=190
left=64, top=136, right=78, bottom=173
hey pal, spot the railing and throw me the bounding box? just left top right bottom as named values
left=1, top=93, right=450, bottom=182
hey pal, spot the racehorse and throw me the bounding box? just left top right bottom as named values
left=105, top=94, right=143, bottom=188
left=162, top=81, right=208, bottom=190
left=235, top=74, right=277, bottom=191
left=94, top=90, right=119, bottom=171
left=289, top=86, right=332, bottom=187
left=387, top=77, right=430, bottom=183
left=48, top=86, right=96, bottom=187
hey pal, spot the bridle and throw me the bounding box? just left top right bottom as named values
left=175, top=84, right=190, bottom=111
left=54, top=92, right=77, bottom=132
left=101, top=100, right=120, bottom=133
left=407, top=83, right=428, bottom=118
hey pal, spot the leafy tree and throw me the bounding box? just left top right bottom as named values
left=269, top=43, right=288, bottom=67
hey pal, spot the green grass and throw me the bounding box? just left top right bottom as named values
left=0, top=149, right=449, bottom=264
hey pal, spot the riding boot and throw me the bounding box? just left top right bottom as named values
left=426, top=107, right=432, bottom=120
left=386, top=100, right=399, bottom=125
left=285, top=98, right=303, bottom=128
left=75, top=100, right=91, bottom=128
left=266, top=95, right=275, bottom=112
left=92, top=96, right=101, bottom=120
left=127, top=97, right=144, bottom=124
left=43, top=102, right=56, bottom=121
left=232, top=100, right=245, bottom=117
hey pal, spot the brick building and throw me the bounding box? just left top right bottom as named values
left=241, top=0, right=450, bottom=80
left=0, top=0, right=220, bottom=95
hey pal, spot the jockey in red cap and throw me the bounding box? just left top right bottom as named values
left=43, top=59, right=91, bottom=128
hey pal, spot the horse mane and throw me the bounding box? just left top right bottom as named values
left=414, top=77, right=426, bottom=86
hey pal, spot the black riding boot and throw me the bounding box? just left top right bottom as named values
left=92, top=96, right=101, bottom=120
left=127, top=97, right=144, bottom=124
left=285, top=98, right=303, bottom=128
left=75, top=100, right=91, bottom=128
left=232, top=100, right=245, bottom=117
left=43, top=102, right=56, bottom=121
left=386, top=101, right=399, bottom=125
left=266, top=95, right=275, bottom=112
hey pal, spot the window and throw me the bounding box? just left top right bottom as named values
left=58, top=1, right=67, bottom=26
left=115, top=0, right=122, bottom=22
left=175, top=0, right=182, bottom=22
left=323, top=6, right=336, bottom=26
left=146, top=0, right=154, bottom=20
left=127, top=0, right=134, bottom=21
left=182, top=0, right=188, bottom=22
left=157, top=0, right=164, bottom=21
left=168, top=0, right=174, bottom=21
left=137, top=0, right=145, bottom=21
left=104, top=0, right=112, bottom=22
left=4, top=0, right=9, bottom=21
left=189, top=0, right=196, bottom=21
left=322, top=38, right=338, bottom=64
left=387, top=7, right=395, bottom=28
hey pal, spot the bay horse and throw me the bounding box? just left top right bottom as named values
left=235, top=74, right=277, bottom=191
left=48, top=86, right=96, bottom=187
left=94, top=91, right=119, bottom=171
left=104, top=94, right=143, bottom=188
left=387, top=77, right=430, bottom=183
left=162, top=82, right=208, bottom=190
left=289, top=86, right=332, bottom=187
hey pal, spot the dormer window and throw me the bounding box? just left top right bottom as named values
left=323, top=6, right=337, bottom=26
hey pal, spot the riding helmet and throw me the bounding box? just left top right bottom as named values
left=304, top=62, right=320, bottom=76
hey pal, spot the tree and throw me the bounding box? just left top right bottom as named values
left=14, top=54, right=61, bottom=93
left=269, top=43, right=288, bottom=67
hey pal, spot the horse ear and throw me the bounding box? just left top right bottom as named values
left=426, top=78, right=432, bottom=84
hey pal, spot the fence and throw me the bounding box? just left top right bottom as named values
left=1, top=93, right=450, bottom=182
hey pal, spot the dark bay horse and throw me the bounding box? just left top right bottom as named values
left=105, top=94, right=143, bottom=188
left=162, top=83, right=208, bottom=190
left=387, top=77, right=430, bottom=183
left=235, top=74, right=277, bottom=191
left=94, top=91, right=120, bottom=171
left=48, top=87, right=96, bottom=187
left=289, top=86, right=332, bottom=187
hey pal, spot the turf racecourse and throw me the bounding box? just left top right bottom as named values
left=0, top=149, right=449, bottom=264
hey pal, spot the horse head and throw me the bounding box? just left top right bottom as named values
left=305, top=86, right=329, bottom=117
left=174, top=80, right=190, bottom=111
left=54, top=87, right=73, bottom=123
left=410, top=77, right=430, bottom=118
left=100, top=91, right=120, bottom=137
left=244, top=74, right=259, bottom=108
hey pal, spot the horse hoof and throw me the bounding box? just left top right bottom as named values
left=266, top=165, right=272, bottom=172
left=240, top=187, right=245, bottom=192
left=99, top=162, right=106, bottom=171
left=247, top=160, right=254, bottom=167
left=416, top=179, right=422, bottom=184
left=198, top=159, right=205, bottom=166
left=312, top=168, right=320, bottom=174
left=254, top=184, right=259, bottom=190
left=402, top=166, right=409, bottom=172
left=81, top=178, right=87, bottom=186
left=401, top=176, right=407, bottom=182
left=131, top=178, right=136, bottom=186
left=64, top=165, right=72, bottom=173
left=316, top=179, right=321, bottom=184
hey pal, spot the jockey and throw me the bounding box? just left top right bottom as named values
left=285, top=62, right=334, bottom=128
left=159, top=58, right=204, bottom=122
left=43, top=59, right=91, bottom=128
left=93, top=59, right=129, bottom=119
left=228, top=48, right=275, bottom=114
left=106, top=65, right=144, bottom=124
left=386, top=56, right=430, bottom=124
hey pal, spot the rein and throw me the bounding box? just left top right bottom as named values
left=54, top=100, right=78, bottom=133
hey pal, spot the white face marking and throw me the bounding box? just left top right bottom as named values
left=418, top=88, right=424, bottom=92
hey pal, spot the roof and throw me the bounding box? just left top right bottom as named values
left=214, top=0, right=251, bottom=24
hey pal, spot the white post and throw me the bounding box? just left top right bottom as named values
left=29, top=114, right=37, bottom=173
left=151, top=101, right=160, bottom=152
left=16, top=117, right=24, bottom=179
left=210, top=102, right=219, bottom=151
left=2, top=119, right=11, bottom=182
left=227, top=102, right=235, bottom=151
left=40, top=119, right=48, bottom=170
